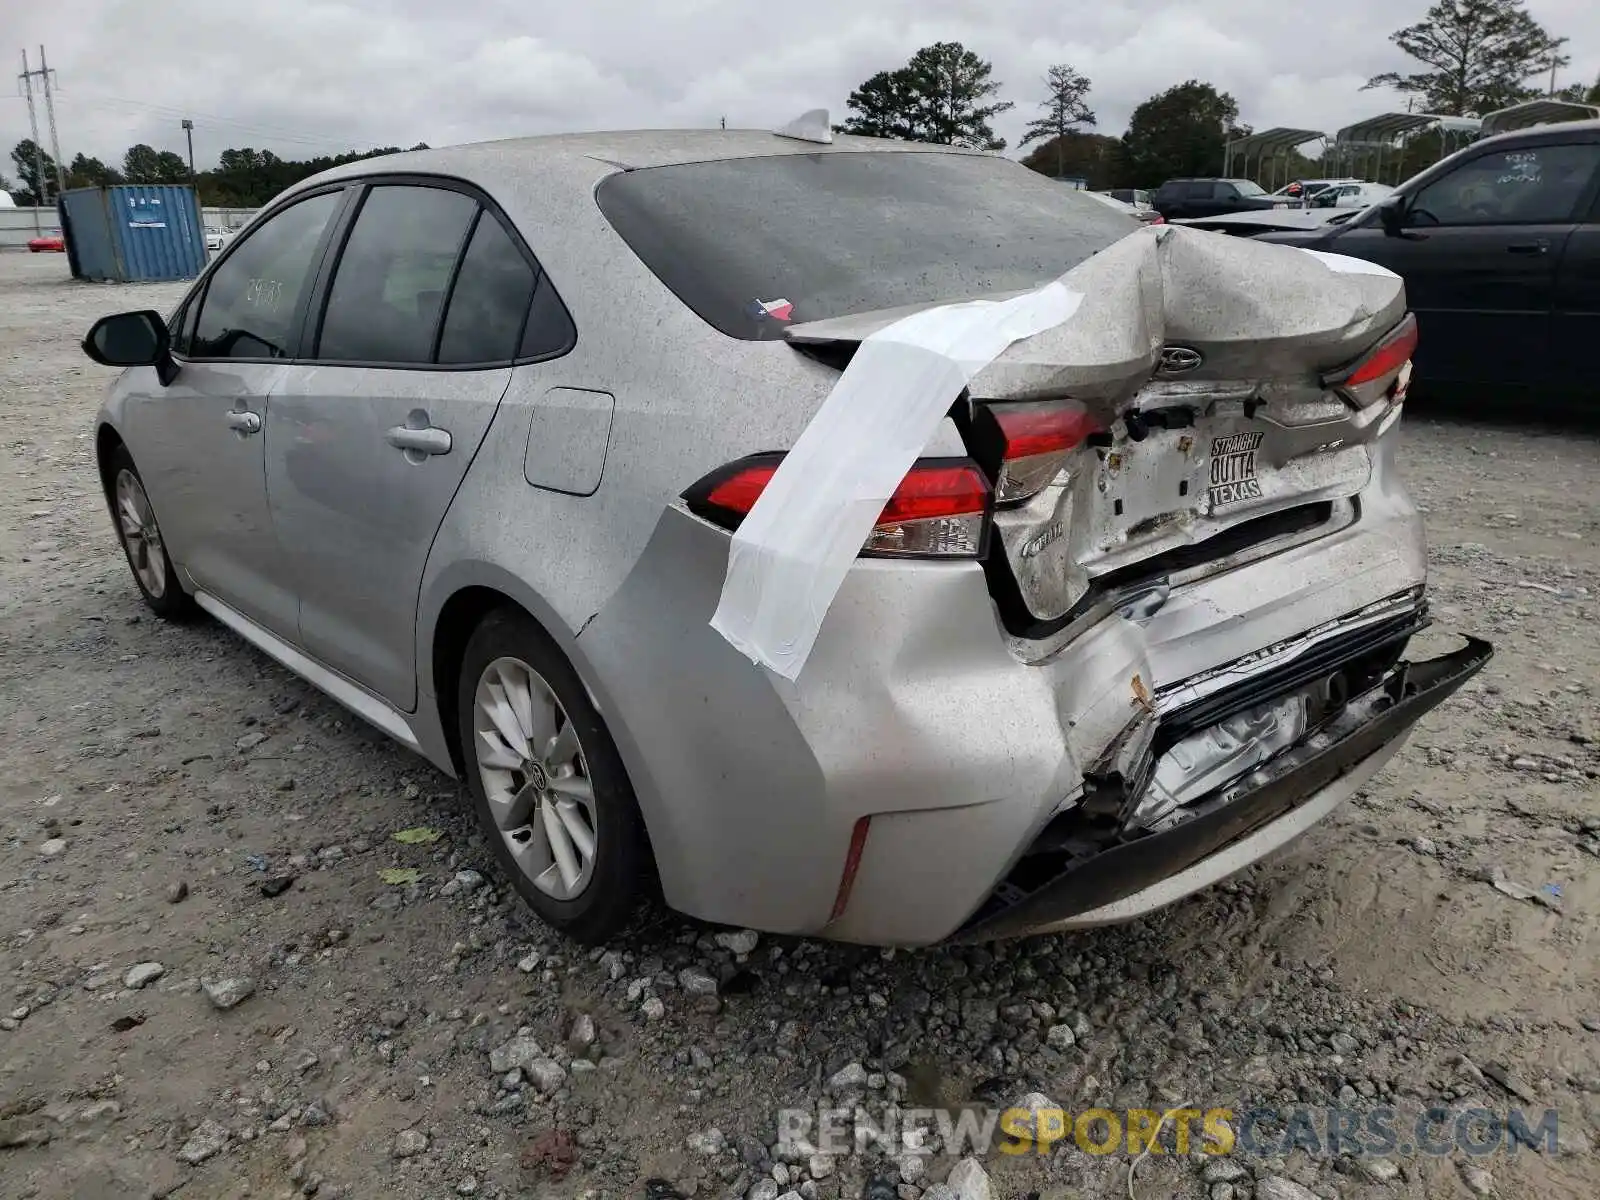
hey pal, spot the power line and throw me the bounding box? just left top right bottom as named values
left=38, top=46, right=65, bottom=197
left=16, top=49, right=46, bottom=232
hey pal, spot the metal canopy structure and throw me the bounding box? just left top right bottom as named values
left=1479, top=99, right=1600, bottom=137
left=1222, top=127, right=1325, bottom=190
left=1326, top=113, right=1481, bottom=185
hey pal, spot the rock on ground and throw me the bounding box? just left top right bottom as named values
left=177, top=1119, right=230, bottom=1165
left=202, top=976, right=255, bottom=1010
left=945, top=1159, right=994, bottom=1200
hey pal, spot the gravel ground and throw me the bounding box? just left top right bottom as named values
left=2, top=249, right=1598, bottom=1200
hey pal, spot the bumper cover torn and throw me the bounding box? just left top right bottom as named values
left=956, top=635, right=1492, bottom=941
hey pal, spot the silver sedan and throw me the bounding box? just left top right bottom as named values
left=81, top=128, right=1489, bottom=945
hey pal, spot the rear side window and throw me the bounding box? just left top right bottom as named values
left=519, top=275, right=577, bottom=359
left=596, top=151, right=1132, bottom=340
left=191, top=191, right=341, bottom=359
left=436, top=215, right=538, bottom=364
left=316, top=185, right=477, bottom=363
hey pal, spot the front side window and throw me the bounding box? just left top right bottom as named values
left=316, top=185, right=478, bottom=363
left=191, top=190, right=342, bottom=358
left=1409, top=144, right=1600, bottom=226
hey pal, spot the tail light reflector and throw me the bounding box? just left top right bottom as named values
left=829, top=816, right=872, bottom=922
left=685, top=454, right=990, bottom=559
left=986, top=400, right=1104, bottom=503
left=1323, top=313, right=1417, bottom=406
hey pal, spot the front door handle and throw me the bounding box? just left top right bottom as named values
left=226, top=409, right=262, bottom=435
left=1506, top=240, right=1549, bottom=255
left=385, top=424, right=452, bottom=457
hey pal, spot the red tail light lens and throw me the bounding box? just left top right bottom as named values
left=684, top=454, right=990, bottom=558
left=987, top=400, right=1104, bottom=503
left=705, top=462, right=779, bottom=514
left=1324, top=313, right=1417, bottom=406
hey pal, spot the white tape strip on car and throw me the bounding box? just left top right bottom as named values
left=1296, top=247, right=1400, bottom=278
left=709, top=281, right=1083, bottom=681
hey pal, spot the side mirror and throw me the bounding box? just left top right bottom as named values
left=83, top=310, right=178, bottom=385
left=1377, top=196, right=1405, bottom=236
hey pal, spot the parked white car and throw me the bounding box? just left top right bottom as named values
left=1309, top=182, right=1397, bottom=209
left=1271, top=178, right=1362, bottom=207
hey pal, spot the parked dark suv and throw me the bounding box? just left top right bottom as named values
left=1252, top=120, right=1600, bottom=397
left=1153, top=178, right=1285, bottom=219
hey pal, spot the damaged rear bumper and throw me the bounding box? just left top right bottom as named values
left=954, top=635, right=1493, bottom=942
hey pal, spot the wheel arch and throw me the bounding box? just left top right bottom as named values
left=95, top=422, right=126, bottom=504
left=420, top=565, right=667, bottom=881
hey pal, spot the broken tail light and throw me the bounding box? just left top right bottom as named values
left=969, top=399, right=1105, bottom=504
left=683, top=453, right=991, bottom=558
left=1323, top=313, right=1418, bottom=407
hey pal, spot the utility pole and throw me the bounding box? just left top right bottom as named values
left=38, top=46, right=66, bottom=197
left=182, top=118, right=196, bottom=181
left=18, top=49, right=46, bottom=233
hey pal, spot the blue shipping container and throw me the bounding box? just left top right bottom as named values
left=58, top=184, right=206, bottom=283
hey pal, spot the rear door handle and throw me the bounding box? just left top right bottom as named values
left=226, top=409, right=262, bottom=435
left=385, top=425, right=452, bottom=457
left=1506, top=240, right=1549, bottom=255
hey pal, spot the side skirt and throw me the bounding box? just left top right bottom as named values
left=193, top=590, right=422, bottom=751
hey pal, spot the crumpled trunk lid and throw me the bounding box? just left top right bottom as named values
left=790, top=226, right=1408, bottom=635
left=974, top=229, right=1406, bottom=630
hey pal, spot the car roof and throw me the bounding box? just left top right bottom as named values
left=290, top=129, right=985, bottom=199
left=1471, top=117, right=1600, bottom=149
left=262, top=129, right=1018, bottom=343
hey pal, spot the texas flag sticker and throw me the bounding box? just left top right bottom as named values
left=749, top=297, right=794, bottom=322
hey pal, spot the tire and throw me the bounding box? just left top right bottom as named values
left=107, top=445, right=196, bottom=620
left=456, top=607, right=649, bottom=943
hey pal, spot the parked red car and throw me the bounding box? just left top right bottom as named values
left=28, top=229, right=65, bottom=252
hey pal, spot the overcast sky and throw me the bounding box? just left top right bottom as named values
left=4, top=0, right=1599, bottom=178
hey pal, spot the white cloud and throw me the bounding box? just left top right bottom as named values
left=3, top=0, right=1596, bottom=179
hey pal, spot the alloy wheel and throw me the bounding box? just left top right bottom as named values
left=114, top=468, right=166, bottom=599
left=471, top=656, right=598, bottom=900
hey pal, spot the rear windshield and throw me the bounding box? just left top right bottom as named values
left=595, top=150, right=1137, bottom=340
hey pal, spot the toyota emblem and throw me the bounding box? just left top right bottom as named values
left=1158, top=346, right=1204, bottom=376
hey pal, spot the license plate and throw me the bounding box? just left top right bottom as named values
left=1208, top=431, right=1263, bottom=507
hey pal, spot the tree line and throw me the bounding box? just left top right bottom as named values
left=5, top=0, right=1598, bottom=206
left=4, top=140, right=428, bottom=208
left=836, top=0, right=1596, bottom=188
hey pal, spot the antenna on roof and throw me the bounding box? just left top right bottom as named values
left=774, top=108, right=832, bottom=145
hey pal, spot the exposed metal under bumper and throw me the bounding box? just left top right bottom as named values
left=956, top=635, right=1493, bottom=942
